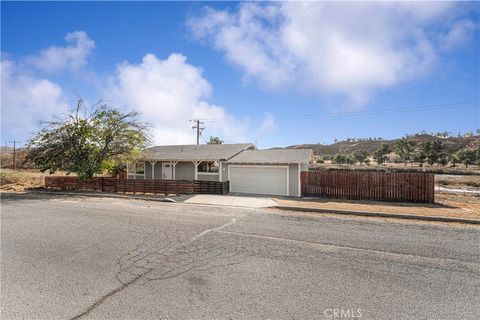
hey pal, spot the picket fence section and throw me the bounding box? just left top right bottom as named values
left=301, top=170, right=434, bottom=203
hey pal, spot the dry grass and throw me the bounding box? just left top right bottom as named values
left=0, top=169, right=76, bottom=192
left=0, top=169, right=46, bottom=191
left=435, top=174, right=480, bottom=189
left=276, top=193, right=480, bottom=220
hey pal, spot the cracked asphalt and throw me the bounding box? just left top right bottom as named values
left=1, top=193, right=479, bottom=319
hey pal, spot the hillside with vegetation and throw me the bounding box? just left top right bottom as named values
left=287, top=132, right=479, bottom=157
left=286, top=131, right=480, bottom=170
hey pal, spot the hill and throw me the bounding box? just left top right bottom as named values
left=285, top=134, right=480, bottom=157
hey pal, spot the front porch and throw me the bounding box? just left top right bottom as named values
left=127, top=160, right=223, bottom=182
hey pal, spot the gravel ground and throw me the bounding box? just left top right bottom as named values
left=276, top=192, right=480, bottom=219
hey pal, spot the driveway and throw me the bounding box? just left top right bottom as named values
left=1, top=193, right=479, bottom=319
left=183, top=194, right=276, bottom=208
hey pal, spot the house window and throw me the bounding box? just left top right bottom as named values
left=127, top=162, right=145, bottom=175
left=135, top=162, right=145, bottom=175
left=198, top=161, right=219, bottom=173
left=127, top=161, right=136, bottom=174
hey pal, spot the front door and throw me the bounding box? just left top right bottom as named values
left=162, top=163, right=172, bottom=180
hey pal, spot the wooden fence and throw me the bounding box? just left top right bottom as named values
left=301, top=170, right=435, bottom=203
left=45, top=176, right=229, bottom=195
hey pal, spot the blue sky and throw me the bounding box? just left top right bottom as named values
left=1, top=1, right=479, bottom=148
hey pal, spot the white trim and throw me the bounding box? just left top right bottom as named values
left=297, top=163, right=301, bottom=197
left=219, top=162, right=223, bottom=182
left=150, top=160, right=157, bottom=179
left=196, top=172, right=219, bottom=175
left=228, top=164, right=289, bottom=196
left=170, top=161, right=179, bottom=180
left=192, top=161, right=200, bottom=180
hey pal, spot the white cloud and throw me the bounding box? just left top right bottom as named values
left=188, top=2, right=475, bottom=105
left=259, top=112, right=276, bottom=133
left=1, top=31, right=264, bottom=144
left=1, top=31, right=93, bottom=140
left=441, top=20, right=476, bottom=50
left=105, top=53, right=248, bottom=145
left=27, top=31, right=95, bottom=73
left=1, top=60, right=69, bottom=137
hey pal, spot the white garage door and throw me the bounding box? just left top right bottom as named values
left=229, top=166, right=288, bottom=196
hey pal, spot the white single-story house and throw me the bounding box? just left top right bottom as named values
left=128, top=143, right=312, bottom=197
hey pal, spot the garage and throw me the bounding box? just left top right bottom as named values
left=226, top=149, right=312, bottom=197
left=229, top=165, right=289, bottom=196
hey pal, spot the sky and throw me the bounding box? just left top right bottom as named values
left=1, top=1, right=479, bottom=148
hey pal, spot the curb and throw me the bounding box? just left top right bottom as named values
left=24, top=190, right=178, bottom=203
left=273, top=206, right=480, bottom=225
left=11, top=190, right=480, bottom=225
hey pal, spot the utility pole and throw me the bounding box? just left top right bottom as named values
left=8, top=140, right=18, bottom=171
left=191, top=120, right=205, bottom=145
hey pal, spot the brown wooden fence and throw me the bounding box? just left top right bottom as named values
left=301, top=171, right=434, bottom=203
left=45, top=176, right=229, bottom=195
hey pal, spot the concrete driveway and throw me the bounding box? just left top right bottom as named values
left=2, top=193, right=479, bottom=319
left=183, top=194, right=276, bottom=208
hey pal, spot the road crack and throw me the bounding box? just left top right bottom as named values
left=70, top=274, right=144, bottom=320
left=70, top=218, right=241, bottom=319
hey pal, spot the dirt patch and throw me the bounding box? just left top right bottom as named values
left=275, top=193, right=480, bottom=220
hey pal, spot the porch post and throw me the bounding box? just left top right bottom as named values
left=171, top=161, right=179, bottom=179
left=151, top=161, right=157, bottom=180
left=298, top=163, right=301, bottom=197
left=193, top=161, right=200, bottom=180
left=219, top=161, right=223, bottom=182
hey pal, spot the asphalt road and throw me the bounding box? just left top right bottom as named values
left=1, top=193, right=479, bottom=320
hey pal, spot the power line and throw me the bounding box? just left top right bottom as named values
left=197, top=101, right=479, bottom=122
left=191, top=119, right=205, bottom=145
left=7, top=140, right=20, bottom=171
left=277, top=102, right=478, bottom=120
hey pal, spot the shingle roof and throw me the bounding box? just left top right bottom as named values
left=227, top=149, right=312, bottom=164
left=142, top=143, right=254, bottom=161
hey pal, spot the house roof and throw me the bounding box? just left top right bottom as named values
left=142, top=143, right=254, bottom=161
left=227, top=149, right=313, bottom=164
